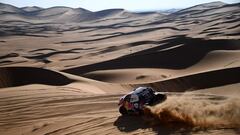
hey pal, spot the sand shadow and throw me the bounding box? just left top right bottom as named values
left=24, top=48, right=93, bottom=63
left=145, top=66, right=240, bottom=92
left=114, top=115, right=193, bottom=135
left=0, top=67, right=74, bottom=88
left=58, top=26, right=188, bottom=44
left=114, top=115, right=148, bottom=132
left=0, top=53, right=19, bottom=60
left=63, top=35, right=240, bottom=75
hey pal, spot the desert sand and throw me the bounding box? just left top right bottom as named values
left=0, top=1, right=240, bottom=135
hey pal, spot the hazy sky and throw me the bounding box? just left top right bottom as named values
left=1, top=0, right=239, bottom=11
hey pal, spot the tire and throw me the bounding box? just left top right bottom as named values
left=119, top=106, right=128, bottom=115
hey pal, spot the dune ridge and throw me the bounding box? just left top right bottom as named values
left=62, top=36, right=240, bottom=76
left=144, top=67, right=240, bottom=92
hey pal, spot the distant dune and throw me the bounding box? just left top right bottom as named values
left=21, top=6, right=43, bottom=12
left=175, top=1, right=226, bottom=14
left=0, top=1, right=240, bottom=135
left=0, top=3, right=24, bottom=13
left=0, top=3, right=163, bottom=23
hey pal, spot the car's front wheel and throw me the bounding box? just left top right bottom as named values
left=119, top=106, right=128, bottom=115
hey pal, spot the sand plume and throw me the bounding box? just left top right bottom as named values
left=144, top=94, right=240, bottom=129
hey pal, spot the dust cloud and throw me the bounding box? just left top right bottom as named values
left=144, top=93, right=240, bottom=129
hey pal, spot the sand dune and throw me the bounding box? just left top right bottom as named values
left=0, top=3, right=163, bottom=23
left=175, top=1, right=226, bottom=15
left=145, top=67, right=240, bottom=92
left=0, top=67, right=73, bottom=88
left=0, top=1, right=240, bottom=135
left=63, top=36, right=240, bottom=75
left=21, top=6, right=43, bottom=12
left=0, top=3, right=23, bottom=13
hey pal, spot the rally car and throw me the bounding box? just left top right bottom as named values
left=118, top=87, right=167, bottom=115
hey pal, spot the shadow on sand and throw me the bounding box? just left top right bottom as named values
left=114, top=115, right=194, bottom=135
left=63, top=35, right=240, bottom=75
